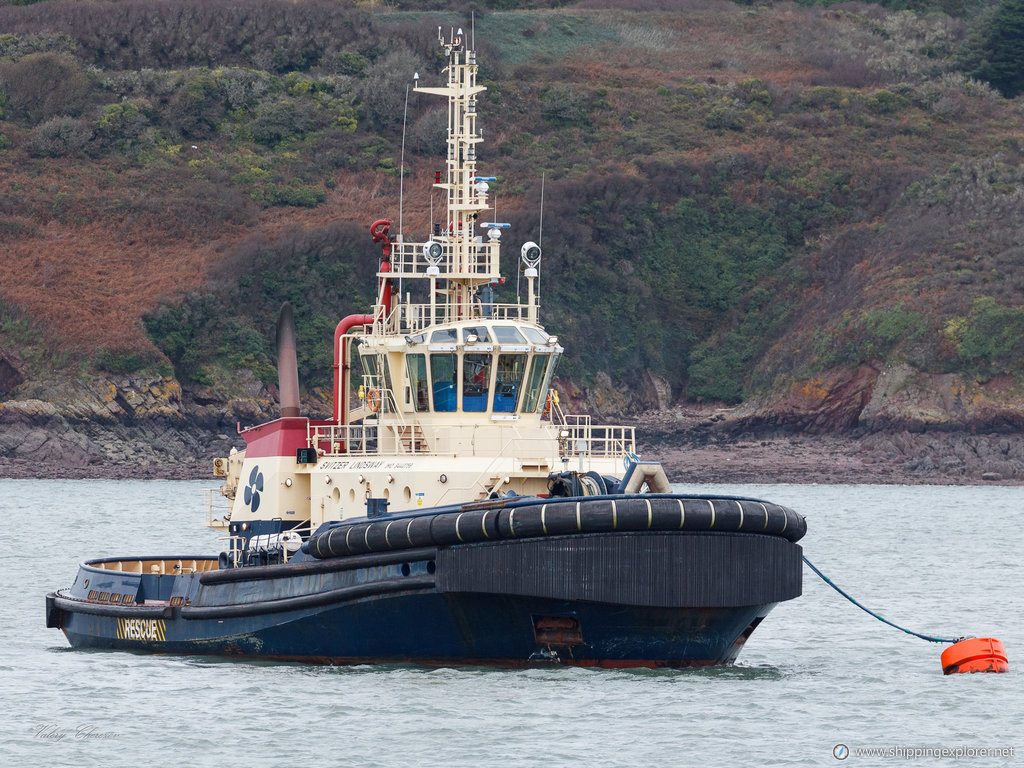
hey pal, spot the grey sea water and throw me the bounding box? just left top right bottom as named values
left=0, top=479, right=1020, bottom=767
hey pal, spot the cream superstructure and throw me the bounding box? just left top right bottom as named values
left=212, top=27, right=635, bottom=538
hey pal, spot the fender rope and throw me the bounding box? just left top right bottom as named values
left=803, top=555, right=962, bottom=644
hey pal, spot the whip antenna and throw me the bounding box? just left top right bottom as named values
left=399, top=83, right=410, bottom=237
left=539, top=172, right=545, bottom=248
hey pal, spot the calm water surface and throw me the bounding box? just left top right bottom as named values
left=1, top=479, right=1020, bottom=767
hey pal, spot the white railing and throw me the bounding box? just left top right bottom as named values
left=387, top=239, right=501, bottom=279
left=205, top=487, right=231, bottom=529
left=558, top=420, right=637, bottom=459
left=306, top=419, right=635, bottom=462
left=394, top=301, right=537, bottom=333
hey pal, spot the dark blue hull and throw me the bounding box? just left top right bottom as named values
left=47, top=530, right=802, bottom=667
left=54, top=592, right=773, bottom=667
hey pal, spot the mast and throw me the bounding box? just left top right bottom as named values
left=418, top=26, right=486, bottom=318
left=380, top=27, right=513, bottom=330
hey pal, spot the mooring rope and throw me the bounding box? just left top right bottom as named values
left=802, top=555, right=962, bottom=644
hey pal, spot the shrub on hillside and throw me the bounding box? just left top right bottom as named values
left=24, top=116, right=93, bottom=157
left=333, top=50, right=369, bottom=77
left=356, top=48, right=428, bottom=133
left=539, top=84, right=591, bottom=126
left=265, top=182, right=325, bottom=208
left=249, top=97, right=316, bottom=146
left=0, top=31, right=75, bottom=59
left=0, top=52, right=93, bottom=124
left=93, top=101, right=152, bottom=155
left=411, top=107, right=448, bottom=156
left=165, top=69, right=226, bottom=139
left=965, top=0, right=1024, bottom=97
left=944, top=296, right=1024, bottom=377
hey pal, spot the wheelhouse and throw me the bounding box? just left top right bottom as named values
left=355, top=320, right=562, bottom=418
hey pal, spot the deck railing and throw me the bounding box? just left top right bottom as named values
left=390, top=301, right=538, bottom=333
left=307, top=418, right=635, bottom=464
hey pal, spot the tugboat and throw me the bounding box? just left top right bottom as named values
left=46, top=28, right=806, bottom=667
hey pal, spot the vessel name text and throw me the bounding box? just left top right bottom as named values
left=116, top=618, right=165, bottom=642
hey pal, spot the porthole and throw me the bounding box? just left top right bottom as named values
left=332, top=487, right=341, bottom=502
left=403, top=486, right=412, bottom=502
left=348, top=488, right=356, bottom=502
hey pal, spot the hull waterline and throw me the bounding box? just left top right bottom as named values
left=48, top=528, right=802, bottom=667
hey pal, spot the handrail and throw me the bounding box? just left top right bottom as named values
left=306, top=419, right=635, bottom=462
left=389, top=301, right=539, bottom=332
left=205, top=488, right=231, bottom=529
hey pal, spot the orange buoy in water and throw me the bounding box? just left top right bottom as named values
left=941, top=638, right=1008, bottom=674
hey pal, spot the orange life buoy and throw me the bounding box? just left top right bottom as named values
left=941, top=637, right=1008, bottom=674
left=365, top=388, right=381, bottom=413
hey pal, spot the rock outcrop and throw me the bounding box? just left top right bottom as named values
left=3, top=361, right=1023, bottom=483
left=0, top=373, right=252, bottom=477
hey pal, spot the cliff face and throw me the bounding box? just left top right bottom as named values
left=629, top=362, right=1024, bottom=484
left=0, top=373, right=253, bottom=477
left=730, top=363, right=1024, bottom=434
left=2, top=362, right=1022, bottom=482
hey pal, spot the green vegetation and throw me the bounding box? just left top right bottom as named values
left=1, top=0, right=1023, bottom=406
left=944, top=296, right=1024, bottom=377
left=143, top=221, right=377, bottom=389
left=964, top=0, right=1024, bottom=98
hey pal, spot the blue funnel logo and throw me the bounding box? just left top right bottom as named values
left=243, top=466, right=264, bottom=512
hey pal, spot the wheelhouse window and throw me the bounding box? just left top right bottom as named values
left=494, top=354, right=526, bottom=412
left=462, top=326, right=491, bottom=343
left=521, top=327, right=550, bottom=345
left=407, top=353, right=429, bottom=412
left=430, top=353, right=457, bottom=412
left=522, top=354, right=557, bottom=413
left=493, top=326, right=527, bottom=344
left=431, top=328, right=458, bottom=343
left=462, top=353, right=492, bottom=412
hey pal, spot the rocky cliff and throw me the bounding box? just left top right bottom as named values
left=3, top=360, right=1021, bottom=484
left=633, top=362, right=1024, bottom=484
left=0, top=372, right=263, bottom=478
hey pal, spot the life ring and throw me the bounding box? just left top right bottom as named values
left=365, top=388, right=381, bottom=413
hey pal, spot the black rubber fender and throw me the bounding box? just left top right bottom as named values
left=305, top=494, right=806, bottom=560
